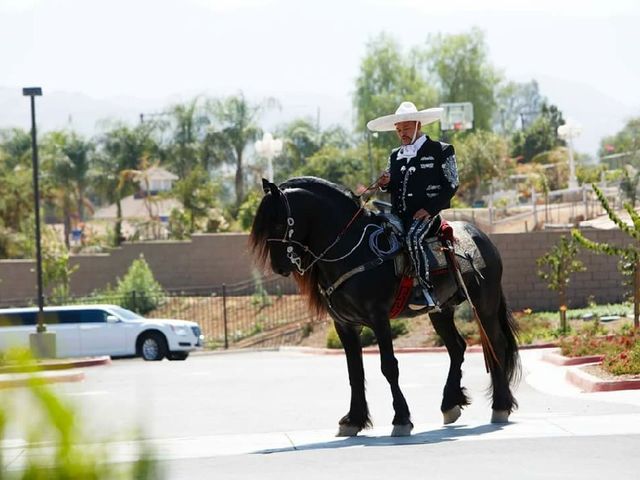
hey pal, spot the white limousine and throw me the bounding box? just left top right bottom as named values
left=0, top=304, right=204, bottom=361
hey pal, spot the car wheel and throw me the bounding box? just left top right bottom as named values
left=139, top=332, right=168, bottom=361
left=168, top=351, right=189, bottom=361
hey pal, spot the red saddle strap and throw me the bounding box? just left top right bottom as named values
left=438, top=218, right=454, bottom=243
left=390, top=275, right=413, bottom=319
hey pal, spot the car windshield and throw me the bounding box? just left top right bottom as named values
left=109, top=306, right=143, bottom=321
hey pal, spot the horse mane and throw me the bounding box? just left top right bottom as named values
left=280, top=176, right=360, bottom=209
left=249, top=176, right=360, bottom=318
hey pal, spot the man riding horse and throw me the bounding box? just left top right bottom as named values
left=368, top=101, right=459, bottom=310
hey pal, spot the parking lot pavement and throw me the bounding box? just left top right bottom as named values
left=4, top=348, right=640, bottom=478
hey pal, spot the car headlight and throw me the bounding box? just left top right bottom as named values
left=171, top=325, right=188, bottom=336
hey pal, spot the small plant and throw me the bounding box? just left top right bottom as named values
left=115, top=254, right=164, bottom=314
left=325, top=319, right=409, bottom=349
left=251, top=271, right=272, bottom=309
left=42, top=227, right=78, bottom=304
left=537, top=235, right=586, bottom=334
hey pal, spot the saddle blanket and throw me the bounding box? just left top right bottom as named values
left=427, top=222, right=486, bottom=275
left=394, top=221, right=486, bottom=277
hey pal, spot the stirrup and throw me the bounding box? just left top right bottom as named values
left=422, top=288, right=436, bottom=307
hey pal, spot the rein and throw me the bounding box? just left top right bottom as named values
left=266, top=178, right=382, bottom=275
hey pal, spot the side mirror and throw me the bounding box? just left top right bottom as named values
left=106, top=315, right=119, bottom=323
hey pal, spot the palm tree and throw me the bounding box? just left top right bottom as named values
left=94, top=122, right=159, bottom=245
left=167, top=98, right=210, bottom=178
left=171, top=166, right=218, bottom=233
left=206, top=93, right=277, bottom=209
left=42, top=131, right=94, bottom=228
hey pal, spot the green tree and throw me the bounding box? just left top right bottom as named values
left=42, top=227, right=78, bottom=302
left=572, top=184, right=640, bottom=328
left=455, top=130, right=509, bottom=202
left=418, top=27, right=501, bottom=131
left=599, top=117, right=640, bottom=165
left=494, top=80, right=545, bottom=134
left=167, top=97, right=211, bottom=177
left=0, top=128, right=36, bottom=258
left=275, top=119, right=354, bottom=182
left=295, top=144, right=369, bottom=190
left=354, top=33, right=437, bottom=152
left=171, top=166, right=218, bottom=233
left=620, top=165, right=640, bottom=207
left=237, top=189, right=263, bottom=232
left=206, top=93, right=277, bottom=209
left=511, top=103, right=566, bottom=162
left=537, top=235, right=586, bottom=333
left=41, top=130, right=94, bottom=248
left=94, top=122, right=159, bottom=245
left=275, top=117, right=321, bottom=180
left=0, top=127, right=32, bottom=170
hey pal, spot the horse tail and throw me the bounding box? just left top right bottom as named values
left=498, top=288, right=521, bottom=387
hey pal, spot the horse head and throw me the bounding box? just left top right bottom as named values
left=250, top=179, right=307, bottom=277
left=250, top=176, right=359, bottom=278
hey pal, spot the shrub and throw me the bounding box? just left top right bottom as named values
left=115, top=255, right=164, bottom=314
left=559, top=330, right=639, bottom=358
left=603, top=340, right=640, bottom=375
left=237, top=190, right=263, bottom=232
left=325, top=319, right=409, bottom=349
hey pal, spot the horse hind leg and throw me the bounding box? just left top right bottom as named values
left=334, top=322, right=372, bottom=436
left=430, top=308, right=471, bottom=425
left=475, top=290, right=521, bottom=423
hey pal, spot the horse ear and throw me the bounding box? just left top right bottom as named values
left=261, top=178, right=280, bottom=197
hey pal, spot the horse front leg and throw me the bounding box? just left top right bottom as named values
left=334, top=321, right=371, bottom=436
left=430, top=308, right=471, bottom=425
left=373, top=318, right=413, bottom=437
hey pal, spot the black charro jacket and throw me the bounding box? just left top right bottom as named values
left=381, top=135, right=459, bottom=223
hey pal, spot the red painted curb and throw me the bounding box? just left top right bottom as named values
left=0, top=370, right=86, bottom=389
left=542, top=351, right=604, bottom=366
left=566, top=366, right=640, bottom=392
left=0, top=356, right=111, bottom=374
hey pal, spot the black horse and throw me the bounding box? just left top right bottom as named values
left=250, top=176, right=520, bottom=437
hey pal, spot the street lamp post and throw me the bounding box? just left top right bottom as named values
left=557, top=121, right=582, bottom=190
left=23, top=87, right=56, bottom=357
left=255, top=132, right=283, bottom=182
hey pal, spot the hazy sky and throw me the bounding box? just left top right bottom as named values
left=1, top=0, right=639, bottom=154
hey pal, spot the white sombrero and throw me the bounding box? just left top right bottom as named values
left=367, top=101, right=443, bottom=132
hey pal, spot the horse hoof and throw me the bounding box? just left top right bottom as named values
left=491, top=410, right=510, bottom=423
left=443, top=406, right=462, bottom=425
left=336, top=425, right=361, bottom=437
left=391, top=423, right=413, bottom=437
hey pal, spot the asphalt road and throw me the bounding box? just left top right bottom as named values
left=4, top=348, right=640, bottom=479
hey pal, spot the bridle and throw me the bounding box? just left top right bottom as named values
left=266, top=180, right=381, bottom=275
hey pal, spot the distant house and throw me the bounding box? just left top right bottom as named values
left=135, top=166, right=179, bottom=196
left=91, top=166, right=182, bottom=239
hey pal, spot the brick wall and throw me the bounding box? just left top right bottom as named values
left=0, top=230, right=630, bottom=311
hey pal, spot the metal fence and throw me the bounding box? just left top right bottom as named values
left=0, top=275, right=325, bottom=349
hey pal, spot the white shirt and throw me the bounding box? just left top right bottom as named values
left=396, top=134, right=427, bottom=161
